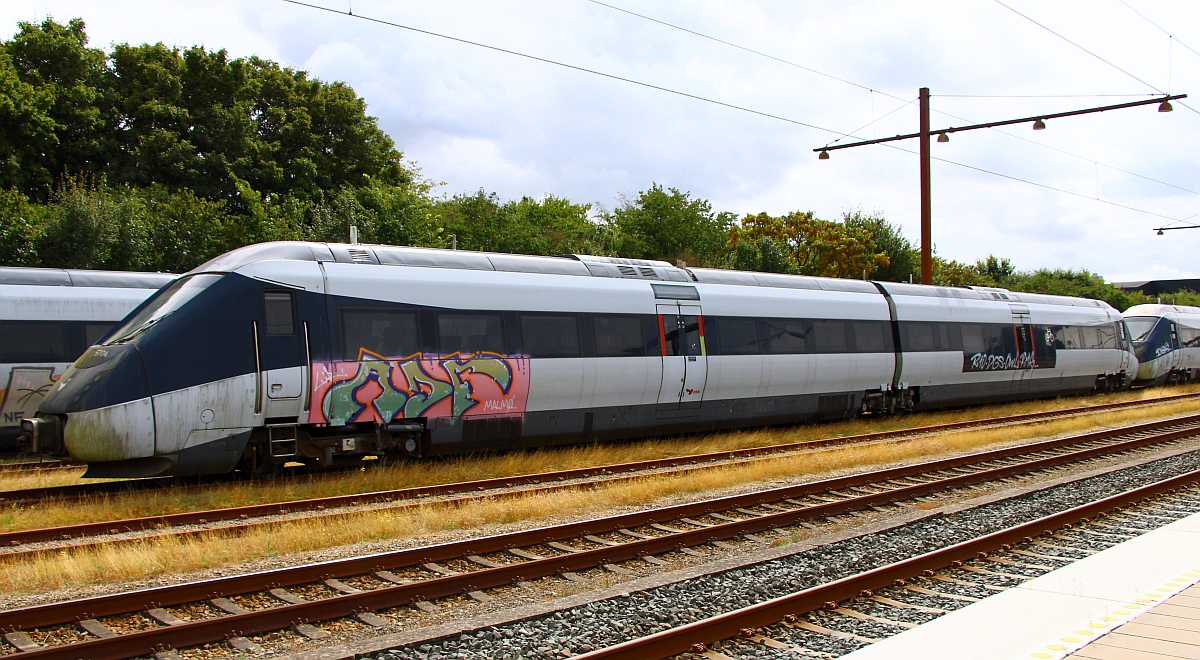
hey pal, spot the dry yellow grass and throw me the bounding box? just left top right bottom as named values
left=3, top=392, right=1198, bottom=594
left=1, top=384, right=1197, bottom=536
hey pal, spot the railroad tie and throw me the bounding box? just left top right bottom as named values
left=584, top=534, right=622, bottom=546
left=708, top=512, right=745, bottom=523
left=960, top=565, right=1028, bottom=581
left=268, top=588, right=307, bottom=604
left=3, top=631, right=39, bottom=652
left=679, top=547, right=705, bottom=558
left=374, top=570, right=414, bottom=584
left=209, top=597, right=251, bottom=615
left=466, top=555, right=504, bottom=568
left=324, top=578, right=364, bottom=594
left=648, top=523, right=687, bottom=533
left=560, top=572, right=588, bottom=583
left=77, top=619, right=117, bottom=638
left=420, top=563, right=459, bottom=577
left=467, top=590, right=494, bottom=603
left=293, top=623, right=331, bottom=640
left=904, top=584, right=980, bottom=602
left=616, top=528, right=655, bottom=540
left=355, top=612, right=391, bottom=627
left=679, top=517, right=715, bottom=528
left=604, top=564, right=633, bottom=575
left=870, top=595, right=946, bottom=614
left=145, top=607, right=185, bottom=626
left=413, top=601, right=439, bottom=613
left=546, top=541, right=585, bottom=553
left=931, top=574, right=1006, bottom=591
left=227, top=637, right=264, bottom=653
left=834, top=607, right=917, bottom=629
left=789, top=620, right=880, bottom=644
left=153, top=650, right=183, bottom=660
left=710, top=540, right=736, bottom=550
left=508, top=548, right=544, bottom=561
left=641, top=555, right=669, bottom=566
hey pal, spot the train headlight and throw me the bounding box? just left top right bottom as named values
left=20, top=418, right=39, bottom=452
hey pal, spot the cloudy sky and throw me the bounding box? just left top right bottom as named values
left=5, top=0, right=1200, bottom=281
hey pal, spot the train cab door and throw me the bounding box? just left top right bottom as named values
left=656, top=304, right=707, bottom=412
left=258, top=289, right=310, bottom=421
left=1169, top=322, right=1184, bottom=373
left=1012, top=312, right=1035, bottom=394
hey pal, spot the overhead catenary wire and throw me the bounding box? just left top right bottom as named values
left=281, top=0, right=1195, bottom=224
left=996, top=0, right=1200, bottom=117
left=584, top=0, right=1200, bottom=197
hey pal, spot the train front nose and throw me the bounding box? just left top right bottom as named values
left=36, top=344, right=161, bottom=475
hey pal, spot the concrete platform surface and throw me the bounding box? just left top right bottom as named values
left=837, top=507, right=1200, bottom=660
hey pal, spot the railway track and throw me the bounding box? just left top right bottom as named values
left=2, top=390, right=1197, bottom=511
left=3, top=413, right=1200, bottom=659
left=572, top=469, right=1200, bottom=660
left=4, top=409, right=1200, bottom=562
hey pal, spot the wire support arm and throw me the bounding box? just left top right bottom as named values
left=815, top=94, right=1186, bottom=152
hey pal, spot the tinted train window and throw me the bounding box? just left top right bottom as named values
left=0, top=321, right=73, bottom=363
left=1052, top=326, right=1083, bottom=349
left=521, top=314, right=581, bottom=358
left=811, top=319, right=848, bottom=353
left=961, top=323, right=1011, bottom=355
left=903, top=322, right=936, bottom=351
left=593, top=315, right=646, bottom=357
left=342, top=310, right=420, bottom=359
left=765, top=319, right=809, bottom=354
left=439, top=312, right=504, bottom=355
left=84, top=323, right=114, bottom=347
left=711, top=317, right=761, bottom=355
left=263, top=291, right=295, bottom=335
left=662, top=314, right=702, bottom=356
left=1181, top=325, right=1200, bottom=348
left=900, top=321, right=960, bottom=352
left=853, top=321, right=890, bottom=353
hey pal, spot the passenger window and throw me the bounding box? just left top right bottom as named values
left=263, top=291, right=295, bottom=335
left=661, top=314, right=702, bottom=356
left=438, top=312, right=504, bottom=355
left=520, top=314, right=581, bottom=358
left=593, top=315, right=646, bottom=357
left=812, top=319, right=848, bottom=353
left=960, top=324, right=985, bottom=354
left=713, top=317, right=761, bottom=355
left=0, top=321, right=73, bottom=363
left=853, top=321, right=888, bottom=353
left=342, top=309, right=419, bottom=360
left=766, top=319, right=809, bottom=354
left=904, top=322, right=935, bottom=351
left=1054, top=326, right=1082, bottom=350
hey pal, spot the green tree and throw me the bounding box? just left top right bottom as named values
left=611, top=184, right=732, bottom=265
left=842, top=208, right=918, bottom=282
left=1, top=18, right=106, bottom=199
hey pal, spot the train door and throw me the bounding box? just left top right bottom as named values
left=258, top=289, right=311, bottom=420
left=1169, top=321, right=1184, bottom=374
left=1012, top=313, right=1035, bottom=394
left=657, top=304, right=707, bottom=411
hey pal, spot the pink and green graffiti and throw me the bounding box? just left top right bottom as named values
left=308, top=351, right=530, bottom=426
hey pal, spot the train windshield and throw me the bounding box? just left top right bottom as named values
left=1124, top=316, right=1160, bottom=342
left=103, top=274, right=224, bottom=345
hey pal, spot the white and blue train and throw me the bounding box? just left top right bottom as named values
left=1123, top=304, right=1200, bottom=386
left=23, top=242, right=1138, bottom=478
left=0, top=267, right=175, bottom=450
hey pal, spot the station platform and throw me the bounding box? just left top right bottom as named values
left=838, top=506, right=1200, bottom=660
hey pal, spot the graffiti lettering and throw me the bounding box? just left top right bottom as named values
left=964, top=351, right=1036, bottom=372
left=0, top=368, right=58, bottom=429
left=310, top=351, right=529, bottom=427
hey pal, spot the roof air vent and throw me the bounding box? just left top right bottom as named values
left=348, top=248, right=373, bottom=263
left=638, top=266, right=657, bottom=278
left=617, top=265, right=637, bottom=277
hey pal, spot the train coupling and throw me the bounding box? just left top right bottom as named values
left=20, top=414, right=66, bottom=455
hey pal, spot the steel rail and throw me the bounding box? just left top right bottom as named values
left=2, top=391, right=1190, bottom=508
left=3, top=407, right=1198, bottom=562
left=4, top=417, right=1199, bottom=658
left=572, top=468, right=1200, bottom=659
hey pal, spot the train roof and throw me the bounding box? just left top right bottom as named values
left=0, top=266, right=176, bottom=289
left=1124, top=303, right=1200, bottom=317
left=190, top=241, right=1112, bottom=310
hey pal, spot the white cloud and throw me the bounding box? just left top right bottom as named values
left=5, top=0, right=1200, bottom=280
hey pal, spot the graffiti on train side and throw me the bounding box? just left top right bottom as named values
left=0, top=368, right=59, bottom=426
left=308, top=351, right=530, bottom=426
left=963, top=351, right=1036, bottom=372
